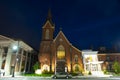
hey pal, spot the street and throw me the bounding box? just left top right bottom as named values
left=1, top=77, right=120, bottom=80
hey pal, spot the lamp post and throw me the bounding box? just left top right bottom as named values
left=12, top=41, right=19, bottom=77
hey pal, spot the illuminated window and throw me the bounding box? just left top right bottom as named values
left=45, top=29, right=49, bottom=39
left=57, top=45, right=65, bottom=59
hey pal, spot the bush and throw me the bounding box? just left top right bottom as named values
left=33, top=62, right=40, bottom=71
left=42, top=70, right=49, bottom=74
left=113, top=61, right=120, bottom=74
left=71, top=73, right=79, bottom=76
left=23, top=73, right=53, bottom=77
left=88, top=71, right=92, bottom=75
left=104, top=70, right=108, bottom=74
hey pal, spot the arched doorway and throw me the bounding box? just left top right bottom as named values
left=56, top=45, right=66, bottom=72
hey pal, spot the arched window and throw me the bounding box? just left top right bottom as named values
left=74, top=55, right=78, bottom=63
left=57, top=45, right=65, bottom=59
left=45, top=29, right=49, bottom=39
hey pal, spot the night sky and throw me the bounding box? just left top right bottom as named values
left=1, top=0, right=120, bottom=51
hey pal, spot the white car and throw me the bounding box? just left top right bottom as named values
left=52, top=72, right=72, bottom=79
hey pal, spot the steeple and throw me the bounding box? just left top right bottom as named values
left=47, top=8, right=52, bottom=20
left=41, top=8, right=55, bottom=41
left=46, top=8, right=54, bottom=26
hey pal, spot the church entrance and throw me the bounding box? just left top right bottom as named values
left=56, top=45, right=66, bottom=73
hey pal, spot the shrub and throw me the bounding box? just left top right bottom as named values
left=71, top=73, right=79, bottom=76
left=88, top=71, right=92, bottom=75
left=33, top=62, right=40, bottom=71
left=113, top=61, right=120, bottom=74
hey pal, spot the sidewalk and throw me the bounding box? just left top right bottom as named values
left=72, top=75, right=113, bottom=79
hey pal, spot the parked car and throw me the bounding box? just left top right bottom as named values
left=52, top=72, right=72, bottom=79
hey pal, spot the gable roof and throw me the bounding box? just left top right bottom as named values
left=71, top=45, right=81, bottom=53
left=53, top=31, right=70, bottom=44
left=42, top=20, right=55, bottom=28
left=54, top=31, right=81, bottom=53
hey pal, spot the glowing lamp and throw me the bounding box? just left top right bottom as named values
left=13, top=45, right=18, bottom=51
left=35, top=69, right=42, bottom=74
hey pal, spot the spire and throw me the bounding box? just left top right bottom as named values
left=46, top=8, right=54, bottom=26
left=47, top=8, right=52, bottom=21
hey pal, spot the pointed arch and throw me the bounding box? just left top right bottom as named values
left=57, top=45, right=65, bottom=59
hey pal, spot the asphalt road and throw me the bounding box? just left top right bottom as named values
left=1, top=77, right=120, bottom=80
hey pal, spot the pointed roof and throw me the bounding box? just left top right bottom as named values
left=45, top=8, right=54, bottom=26
left=54, top=31, right=81, bottom=53
left=54, top=31, right=70, bottom=44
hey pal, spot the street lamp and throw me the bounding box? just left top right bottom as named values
left=12, top=41, right=19, bottom=77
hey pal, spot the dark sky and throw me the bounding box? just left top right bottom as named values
left=0, top=0, right=120, bottom=51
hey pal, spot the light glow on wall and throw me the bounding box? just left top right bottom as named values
left=42, top=64, right=50, bottom=72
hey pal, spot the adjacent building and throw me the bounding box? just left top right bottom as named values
left=98, top=53, right=120, bottom=71
left=0, top=35, right=37, bottom=76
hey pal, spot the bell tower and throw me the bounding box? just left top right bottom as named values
left=42, top=9, right=55, bottom=41
left=39, top=9, right=55, bottom=72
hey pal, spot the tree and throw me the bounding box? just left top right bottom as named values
left=113, top=61, right=120, bottom=74
left=33, top=62, right=40, bottom=71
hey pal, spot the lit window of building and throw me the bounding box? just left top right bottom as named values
left=57, top=45, right=65, bottom=59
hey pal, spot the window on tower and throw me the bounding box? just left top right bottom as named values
left=45, top=29, right=49, bottom=39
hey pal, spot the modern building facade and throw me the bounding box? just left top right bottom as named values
left=0, top=35, right=37, bottom=76
left=39, top=10, right=120, bottom=74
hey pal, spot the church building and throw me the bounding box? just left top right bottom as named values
left=39, top=10, right=83, bottom=73
left=39, top=10, right=120, bottom=76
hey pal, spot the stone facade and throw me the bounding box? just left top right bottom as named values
left=0, top=35, right=37, bottom=76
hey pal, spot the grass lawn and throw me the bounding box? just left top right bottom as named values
left=23, top=73, right=54, bottom=77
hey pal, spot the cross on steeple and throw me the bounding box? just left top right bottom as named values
left=60, top=27, right=62, bottom=31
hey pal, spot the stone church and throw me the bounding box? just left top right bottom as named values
left=39, top=10, right=83, bottom=73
